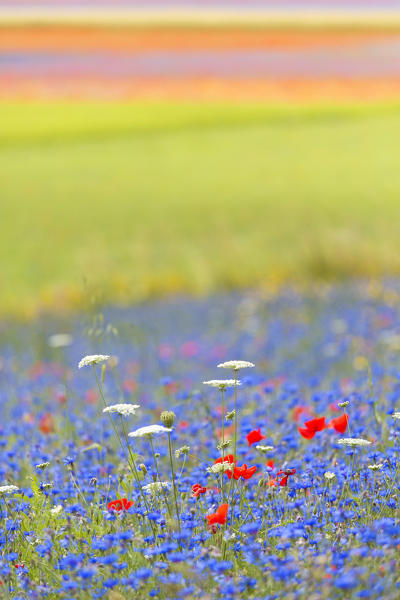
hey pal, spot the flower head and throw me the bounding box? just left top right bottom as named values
left=203, top=380, right=240, bottom=390
left=392, top=412, right=400, bottom=420
left=298, top=417, right=326, bottom=439
left=226, top=463, right=257, bottom=481
left=107, top=498, right=134, bottom=511
left=329, top=414, right=348, bottom=434
left=103, top=404, right=140, bottom=418
left=128, top=425, right=172, bottom=438
left=206, top=503, right=229, bottom=526
left=368, top=463, right=384, bottom=471
left=247, top=428, right=266, bottom=447
left=336, top=438, right=372, bottom=447
left=324, top=471, right=336, bottom=480
left=143, top=482, right=170, bottom=495
left=50, top=505, right=63, bottom=515
left=217, top=361, right=255, bottom=371
left=0, top=485, right=19, bottom=495
left=191, top=483, right=207, bottom=498
left=78, top=355, right=110, bottom=369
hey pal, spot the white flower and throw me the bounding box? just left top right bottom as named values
left=103, top=404, right=140, bottom=418
left=128, top=424, right=172, bottom=438
left=207, top=462, right=233, bottom=475
left=50, top=505, right=63, bottom=516
left=78, top=354, right=110, bottom=369
left=0, top=485, right=19, bottom=495
left=35, top=462, right=50, bottom=470
left=324, top=471, right=336, bottom=480
left=203, top=380, right=241, bottom=390
left=256, top=445, right=274, bottom=453
left=217, top=360, right=255, bottom=371
left=48, top=333, right=73, bottom=348
left=368, top=463, right=384, bottom=471
left=143, top=482, right=170, bottom=495
left=336, top=438, right=372, bottom=447
left=392, top=412, right=400, bottom=420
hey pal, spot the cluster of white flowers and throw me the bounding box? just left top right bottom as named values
left=35, top=461, right=50, bottom=470
left=203, top=380, right=241, bottom=390
left=129, top=424, right=172, bottom=438
left=256, top=445, right=274, bottom=454
left=103, top=404, right=140, bottom=418
left=78, top=355, right=111, bottom=369
left=50, top=505, right=63, bottom=516
left=217, top=360, right=255, bottom=371
left=48, top=333, right=73, bottom=348
left=0, top=485, right=19, bottom=495
left=392, top=412, right=400, bottom=420
left=207, top=462, right=233, bottom=475
left=143, top=482, right=170, bottom=495
left=324, top=471, right=336, bottom=480
left=336, top=438, right=372, bottom=447
left=368, top=463, right=384, bottom=471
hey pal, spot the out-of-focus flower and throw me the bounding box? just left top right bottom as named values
left=368, top=463, right=384, bottom=471
left=103, top=404, right=140, bottom=418
left=329, top=414, right=348, bottom=434
left=268, top=469, right=296, bottom=487
left=256, top=445, right=274, bottom=453
left=39, top=413, right=55, bottom=434
left=298, top=417, right=326, bottom=439
left=324, top=471, right=336, bottom=480
left=206, top=503, right=229, bottom=526
left=78, top=355, right=110, bottom=369
left=128, top=425, right=172, bottom=438
left=50, top=505, right=63, bottom=515
left=35, top=461, right=50, bottom=470
left=217, top=361, right=255, bottom=371
left=48, top=333, right=73, bottom=348
left=392, top=412, right=400, bottom=420
left=0, top=485, right=19, bottom=495
left=175, top=445, right=190, bottom=458
left=247, top=428, right=266, bottom=447
left=203, top=380, right=240, bottom=390
left=107, top=498, right=134, bottom=511
left=336, top=438, right=372, bottom=447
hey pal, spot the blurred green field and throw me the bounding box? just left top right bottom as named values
left=1, top=101, right=400, bottom=316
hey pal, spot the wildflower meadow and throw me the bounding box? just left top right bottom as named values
left=1, top=283, right=400, bottom=599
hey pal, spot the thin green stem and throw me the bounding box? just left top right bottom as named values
left=168, top=432, right=181, bottom=530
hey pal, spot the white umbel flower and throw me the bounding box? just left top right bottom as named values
left=103, top=404, right=140, bottom=418
left=336, top=438, right=372, bottom=447
left=50, top=505, right=63, bottom=516
left=324, top=471, right=336, bottom=480
left=392, top=412, right=400, bottom=420
left=128, top=424, right=172, bottom=438
left=143, top=482, right=170, bottom=495
left=203, top=380, right=241, bottom=390
left=368, top=463, right=384, bottom=471
left=256, top=445, right=274, bottom=453
left=207, top=462, right=233, bottom=475
left=78, top=354, right=110, bottom=369
left=0, top=485, right=19, bottom=495
left=48, top=333, right=73, bottom=348
left=217, top=360, right=255, bottom=371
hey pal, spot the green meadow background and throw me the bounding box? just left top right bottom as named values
left=2, top=101, right=400, bottom=316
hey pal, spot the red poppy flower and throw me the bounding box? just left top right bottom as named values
left=226, top=464, right=257, bottom=481
left=298, top=416, right=326, bottom=439
left=39, top=413, right=55, bottom=434
left=293, top=406, right=312, bottom=422
left=266, top=459, right=274, bottom=469
left=246, top=428, right=266, bottom=447
left=276, top=468, right=296, bottom=487
left=329, top=414, right=348, bottom=434
left=206, top=503, right=229, bottom=526
left=107, top=498, right=133, bottom=512
left=191, top=483, right=207, bottom=498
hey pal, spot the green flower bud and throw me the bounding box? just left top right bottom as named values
left=161, top=411, right=175, bottom=428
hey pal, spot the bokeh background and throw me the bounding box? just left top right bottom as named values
left=1, top=0, right=400, bottom=317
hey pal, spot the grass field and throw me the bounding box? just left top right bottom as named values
left=2, top=100, right=400, bottom=317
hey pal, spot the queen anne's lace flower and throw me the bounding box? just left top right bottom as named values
left=368, top=463, right=384, bottom=471
left=103, top=404, right=140, bottom=417
left=207, top=462, right=233, bottom=475
left=0, top=485, right=19, bottom=495
left=324, top=471, right=336, bottom=480
left=336, top=438, right=372, bottom=447
left=143, top=482, right=170, bottom=494
left=78, top=355, right=110, bottom=369
left=50, top=505, right=63, bottom=515
left=203, top=380, right=241, bottom=389
left=217, top=360, right=255, bottom=371
left=128, top=425, right=172, bottom=438
left=392, top=412, right=400, bottom=420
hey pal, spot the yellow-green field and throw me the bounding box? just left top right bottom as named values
left=2, top=101, right=400, bottom=317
